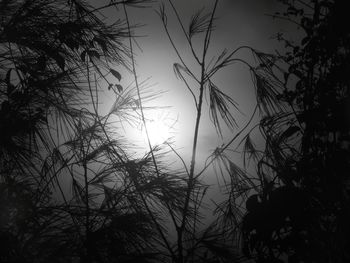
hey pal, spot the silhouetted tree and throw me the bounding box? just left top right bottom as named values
left=228, top=1, right=350, bottom=262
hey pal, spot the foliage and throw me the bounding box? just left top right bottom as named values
left=5, top=0, right=347, bottom=263
left=154, top=1, right=264, bottom=262
left=219, top=1, right=350, bottom=262
left=0, top=0, right=164, bottom=262
left=1, top=0, right=253, bottom=262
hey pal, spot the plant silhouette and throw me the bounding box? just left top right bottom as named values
left=0, top=0, right=160, bottom=262
left=1, top=0, right=256, bottom=262
left=2, top=0, right=348, bottom=263
left=214, top=1, right=350, bottom=262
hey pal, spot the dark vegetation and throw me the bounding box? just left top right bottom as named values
left=0, top=0, right=349, bottom=262
left=236, top=1, right=350, bottom=262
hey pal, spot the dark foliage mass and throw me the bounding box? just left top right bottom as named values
left=0, top=0, right=161, bottom=262
left=235, top=1, right=350, bottom=262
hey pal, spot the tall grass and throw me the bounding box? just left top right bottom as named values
left=0, top=0, right=276, bottom=262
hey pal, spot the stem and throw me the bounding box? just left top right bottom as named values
left=176, top=1, right=219, bottom=262
left=167, top=0, right=201, bottom=65
left=197, top=104, right=259, bottom=178
left=122, top=4, right=159, bottom=176
left=122, top=4, right=177, bottom=258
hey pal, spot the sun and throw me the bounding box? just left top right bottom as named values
left=142, top=111, right=176, bottom=146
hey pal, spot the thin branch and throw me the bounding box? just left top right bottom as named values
left=167, top=0, right=201, bottom=64
left=122, top=4, right=176, bottom=257
left=196, top=104, right=259, bottom=179
left=157, top=4, right=200, bottom=84
left=165, top=142, right=190, bottom=176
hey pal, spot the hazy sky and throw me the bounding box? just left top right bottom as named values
left=84, top=0, right=299, bottom=227
left=94, top=0, right=294, bottom=175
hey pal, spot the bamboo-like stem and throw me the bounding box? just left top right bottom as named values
left=122, top=3, right=177, bottom=258
left=167, top=0, right=201, bottom=65
left=197, top=104, right=259, bottom=178
left=172, top=1, right=219, bottom=262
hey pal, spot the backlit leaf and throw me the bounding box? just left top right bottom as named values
left=80, top=50, right=87, bottom=62
left=87, top=49, right=100, bottom=60
left=188, top=8, right=211, bottom=38
left=116, top=84, right=123, bottom=93
left=110, top=68, right=122, bottom=81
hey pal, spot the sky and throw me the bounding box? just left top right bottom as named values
left=64, top=0, right=299, bottom=232
left=93, top=0, right=295, bottom=184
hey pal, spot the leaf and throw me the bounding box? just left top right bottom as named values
left=5, top=68, right=15, bottom=94
left=208, top=81, right=239, bottom=136
left=188, top=8, right=211, bottom=38
left=173, top=63, right=191, bottom=82
left=5, top=68, right=12, bottom=86
left=255, top=52, right=277, bottom=76
left=110, top=69, right=122, bottom=81
left=90, top=172, right=113, bottom=187
left=242, top=134, right=259, bottom=168
left=81, top=50, right=87, bottom=62
left=229, top=161, right=247, bottom=181
left=116, top=84, right=123, bottom=93
left=108, top=83, right=113, bottom=90
left=93, top=36, right=108, bottom=52
left=52, top=52, right=65, bottom=70
left=87, top=49, right=100, bottom=60
left=279, top=126, right=300, bottom=143
left=254, top=72, right=281, bottom=115
left=156, top=3, right=167, bottom=26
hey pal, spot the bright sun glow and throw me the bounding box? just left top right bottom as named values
left=142, top=111, right=176, bottom=146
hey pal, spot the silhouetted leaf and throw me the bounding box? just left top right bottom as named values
left=5, top=68, right=15, bottom=94
left=85, top=144, right=109, bottom=162
left=87, top=49, right=100, bottom=60
left=188, top=8, right=211, bottom=38
left=116, top=84, right=123, bottom=93
left=173, top=63, right=191, bottom=81
left=254, top=51, right=277, bottom=74
left=110, top=68, right=122, bottom=81
left=81, top=50, right=87, bottom=62
left=5, top=68, right=12, bottom=86
left=208, top=81, right=239, bottom=136
left=94, top=36, right=108, bottom=52
left=254, top=71, right=282, bottom=115
left=279, top=126, right=300, bottom=143
left=51, top=52, right=65, bottom=70
left=156, top=3, right=167, bottom=26
left=242, top=133, right=259, bottom=168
